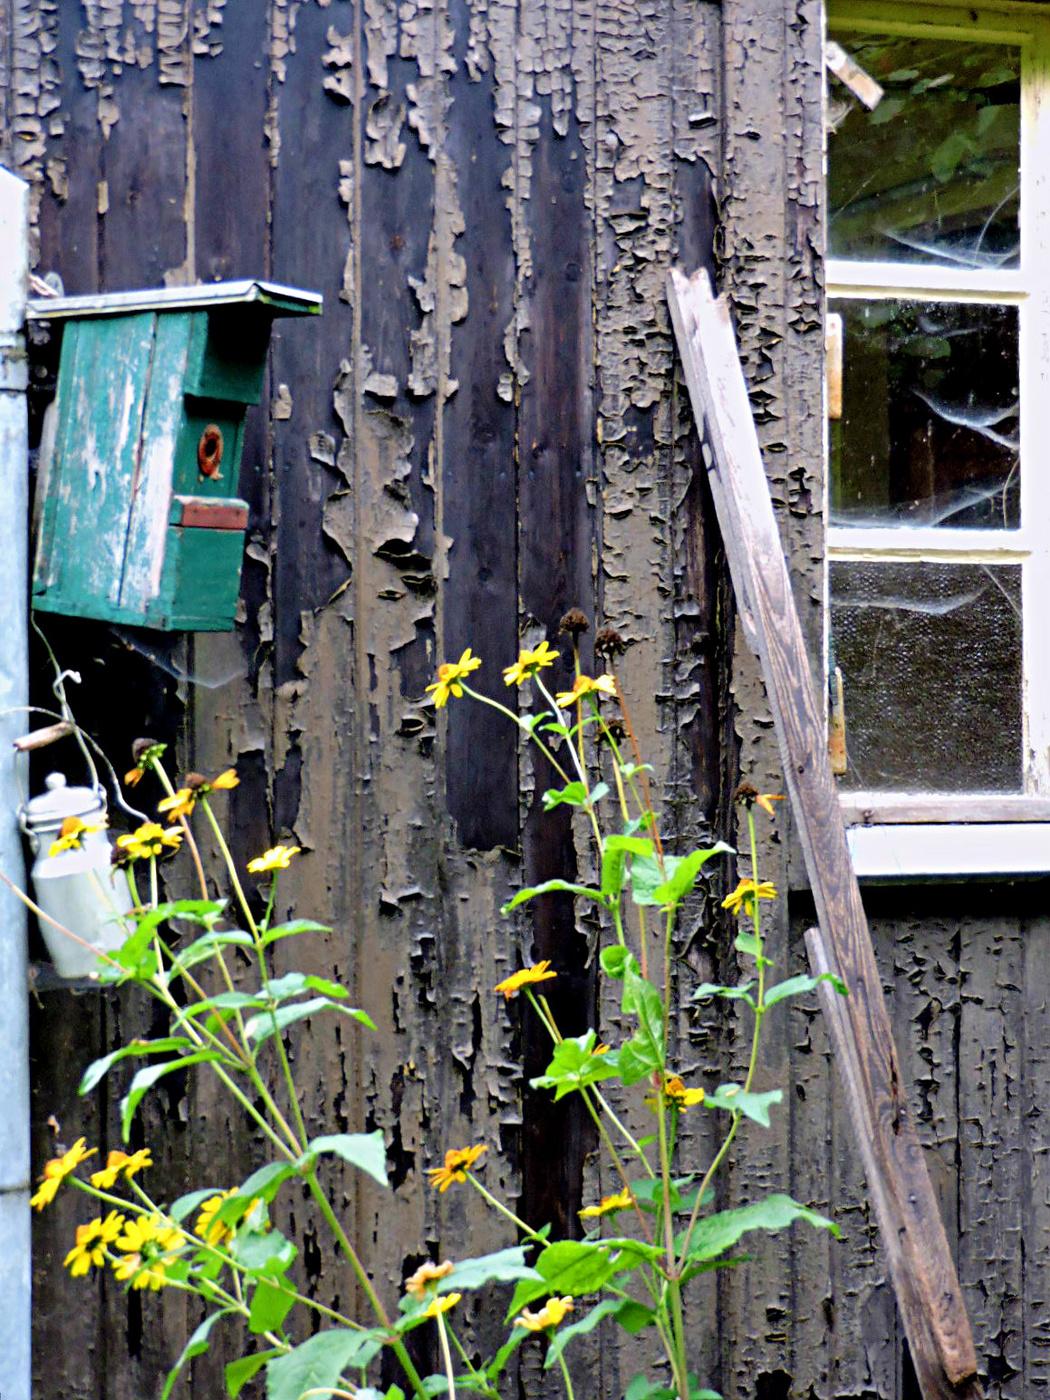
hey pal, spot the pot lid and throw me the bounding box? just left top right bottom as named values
left=21, top=772, right=106, bottom=828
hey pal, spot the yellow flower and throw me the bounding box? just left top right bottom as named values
left=195, top=1191, right=234, bottom=1246
left=247, top=845, right=301, bottom=874
left=663, top=1076, right=705, bottom=1110
left=514, top=1297, right=574, bottom=1332
left=406, top=1259, right=454, bottom=1299
left=115, top=823, right=182, bottom=863
left=30, top=1138, right=96, bottom=1210
left=48, top=816, right=105, bottom=857
left=157, top=770, right=239, bottom=823
left=425, top=1144, right=487, bottom=1192
left=424, top=1292, right=461, bottom=1319
left=425, top=649, right=481, bottom=708
left=493, top=961, right=557, bottom=1001
left=721, top=878, right=777, bottom=918
left=113, top=1213, right=185, bottom=1290
left=64, top=1211, right=125, bottom=1277
left=555, top=674, right=616, bottom=708
left=503, top=640, right=559, bottom=687
left=578, top=1189, right=634, bottom=1219
left=91, top=1148, right=153, bottom=1189
left=755, top=793, right=783, bottom=817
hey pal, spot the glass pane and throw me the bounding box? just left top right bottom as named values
left=828, top=32, right=1020, bottom=267
left=830, top=561, right=1022, bottom=793
left=829, top=298, right=1019, bottom=529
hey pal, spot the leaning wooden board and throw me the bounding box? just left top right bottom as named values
left=666, top=267, right=983, bottom=1400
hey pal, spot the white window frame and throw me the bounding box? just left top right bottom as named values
left=824, top=0, right=1050, bottom=875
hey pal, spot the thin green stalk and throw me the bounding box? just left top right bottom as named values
left=590, top=1088, right=653, bottom=1174
left=447, top=1323, right=499, bottom=1400
left=666, top=1278, right=689, bottom=1400
left=435, top=1307, right=458, bottom=1400
left=654, top=1091, right=676, bottom=1272
left=149, top=855, right=159, bottom=911
left=466, top=1171, right=545, bottom=1242
left=305, top=1169, right=429, bottom=1400
left=578, top=1090, right=654, bottom=1246
left=460, top=683, right=573, bottom=785
left=201, top=798, right=310, bottom=1152
left=150, top=757, right=210, bottom=900
left=532, top=676, right=604, bottom=854
left=557, top=1350, right=576, bottom=1400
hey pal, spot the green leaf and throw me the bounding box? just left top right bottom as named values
left=444, top=1246, right=539, bottom=1291
left=599, top=946, right=636, bottom=980
left=249, top=1277, right=295, bottom=1335
left=266, top=1330, right=384, bottom=1400
left=614, top=1300, right=656, bottom=1334
left=484, top=1327, right=527, bottom=1382
left=652, top=844, right=733, bottom=908
left=733, top=931, right=771, bottom=967
left=161, top=1308, right=234, bottom=1400
left=507, top=1241, right=619, bottom=1317
left=259, top=918, right=332, bottom=950
left=543, top=1299, right=619, bottom=1368
left=501, top=879, right=606, bottom=916
left=171, top=1188, right=222, bottom=1224
left=226, top=1350, right=280, bottom=1398
left=703, top=1084, right=783, bottom=1127
left=601, top=836, right=654, bottom=902
left=266, top=972, right=350, bottom=1003
left=691, top=981, right=755, bottom=1007
left=302, top=1131, right=389, bottom=1188
left=541, top=781, right=588, bottom=810
left=120, top=1052, right=223, bottom=1142
left=616, top=1036, right=662, bottom=1087
left=244, top=997, right=375, bottom=1044
left=173, top=929, right=255, bottom=972
left=676, top=1192, right=839, bottom=1263
left=531, top=1031, right=617, bottom=1101
left=623, top=967, right=664, bottom=1062
left=238, top=1160, right=301, bottom=1204
left=79, top=1037, right=194, bottom=1097
left=763, top=973, right=848, bottom=1008
left=232, top=1228, right=297, bottom=1276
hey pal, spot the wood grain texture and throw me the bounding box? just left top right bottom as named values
left=667, top=265, right=980, bottom=1400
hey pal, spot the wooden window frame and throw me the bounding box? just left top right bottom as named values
left=824, top=0, right=1050, bottom=876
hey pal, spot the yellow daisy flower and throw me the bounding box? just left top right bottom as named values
left=555, top=674, right=616, bottom=708
left=30, top=1138, right=96, bottom=1211
left=112, top=1213, right=185, bottom=1291
left=48, top=815, right=105, bottom=857
left=195, top=1191, right=235, bottom=1246
left=493, top=961, right=557, bottom=1001
left=662, top=1076, right=705, bottom=1110
left=721, top=878, right=777, bottom=918
left=502, top=640, right=559, bottom=687
left=514, top=1297, right=574, bottom=1331
left=578, top=1189, right=634, bottom=1219
left=247, top=845, right=301, bottom=874
left=425, top=1144, right=487, bottom=1192
left=424, top=1292, right=461, bottom=1319
left=425, top=649, right=481, bottom=708
left=115, top=824, right=182, bottom=863
left=124, top=741, right=167, bottom=788
left=406, top=1259, right=454, bottom=1299
left=64, top=1211, right=125, bottom=1277
left=157, top=770, right=239, bottom=823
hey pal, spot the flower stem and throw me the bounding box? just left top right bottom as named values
left=466, top=1172, right=544, bottom=1242
left=557, top=1350, right=576, bottom=1400
left=436, top=1308, right=458, bottom=1400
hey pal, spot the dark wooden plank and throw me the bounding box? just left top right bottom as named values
left=667, top=265, right=981, bottom=1400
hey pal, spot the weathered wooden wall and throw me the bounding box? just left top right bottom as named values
left=4, top=3, right=1049, bottom=1400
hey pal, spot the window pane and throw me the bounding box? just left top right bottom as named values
left=830, top=561, right=1023, bottom=792
left=829, top=298, right=1019, bottom=529
left=828, top=33, right=1019, bottom=267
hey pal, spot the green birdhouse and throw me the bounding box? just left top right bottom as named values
left=29, top=280, right=322, bottom=631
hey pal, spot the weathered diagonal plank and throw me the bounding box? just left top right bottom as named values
left=666, top=266, right=982, bottom=1400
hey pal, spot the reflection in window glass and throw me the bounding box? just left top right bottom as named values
left=829, top=299, right=1019, bottom=528
left=827, top=33, right=1020, bottom=267
left=830, top=561, right=1022, bottom=792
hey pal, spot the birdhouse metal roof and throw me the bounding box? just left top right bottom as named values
left=26, top=279, right=323, bottom=322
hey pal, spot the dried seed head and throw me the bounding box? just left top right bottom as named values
left=596, top=716, right=627, bottom=747
left=594, top=627, right=626, bottom=658
left=131, top=737, right=158, bottom=763
left=184, top=772, right=208, bottom=792
left=558, top=608, right=590, bottom=639
left=734, top=781, right=759, bottom=809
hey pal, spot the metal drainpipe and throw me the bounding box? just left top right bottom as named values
left=0, top=165, right=32, bottom=1400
